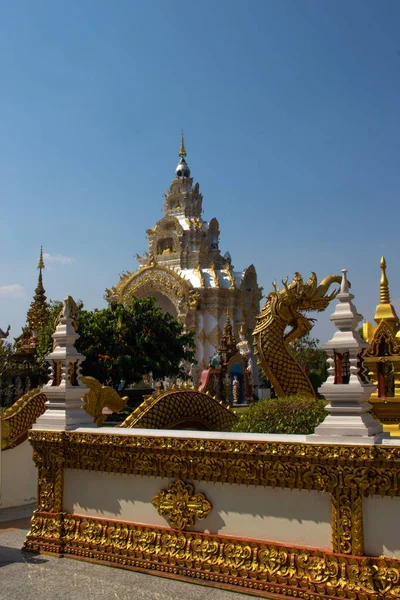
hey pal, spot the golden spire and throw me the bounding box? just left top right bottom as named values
left=37, top=246, right=45, bottom=271
left=374, top=255, right=398, bottom=323
left=26, top=247, right=49, bottom=334
left=379, top=256, right=390, bottom=304
left=179, top=130, right=187, bottom=157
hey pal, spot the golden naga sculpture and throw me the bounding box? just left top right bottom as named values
left=120, top=385, right=237, bottom=431
left=253, top=272, right=342, bottom=397
left=80, top=376, right=127, bottom=426
left=1, top=388, right=47, bottom=450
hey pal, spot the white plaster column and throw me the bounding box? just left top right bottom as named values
left=195, top=311, right=204, bottom=367
left=308, top=270, right=383, bottom=444
left=33, top=297, right=97, bottom=431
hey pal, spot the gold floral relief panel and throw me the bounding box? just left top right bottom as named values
left=24, top=512, right=400, bottom=599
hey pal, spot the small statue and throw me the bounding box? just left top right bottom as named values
left=232, top=376, right=240, bottom=405
left=188, top=363, right=196, bottom=385
left=237, top=325, right=250, bottom=360
left=247, top=357, right=253, bottom=375
left=209, top=350, right=222, bottom=369
left=148, top=371, right=154, bottom=388
left=14, top=377, right=23, bottom=400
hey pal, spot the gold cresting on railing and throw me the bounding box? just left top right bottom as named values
left=24, top=430, right=400, bottom=599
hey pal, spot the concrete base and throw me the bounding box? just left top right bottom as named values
left=307, top=432, right=384, bottom=445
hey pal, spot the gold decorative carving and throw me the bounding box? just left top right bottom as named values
left=112, top=263, right=190, bottom=303
left=331, top=488, right=363, bottom=555
left=253, top=273, right=341, bottom=397
left=1, top=388, right=47, bottom=450
left=188, top=289, right=200, bottom=307
left=80, top=376, right=127, bottom=426
left=152, top=479, right=212, bottom=530
left=210, top=262, right=220, bottom=288
left=194, top=262, right=205, bottom=287
left=26, top=429, right=400, bottom=565
left=24, top=512, right=400, bottom=599
left=223, top=262, right=236, bottom=289
left=29, top=432, right=65, bottom=517
left=119, top=386, right=237, bottom=431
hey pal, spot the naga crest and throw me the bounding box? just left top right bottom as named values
left=254, top=272, right=343, bottom=397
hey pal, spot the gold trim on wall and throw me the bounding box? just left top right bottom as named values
left=25, top=429, right=400, bottom=597
left=25, top=512, right=400, bottom=599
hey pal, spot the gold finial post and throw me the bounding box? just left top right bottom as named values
left=179, top=130, right=187, bottom=157
left=380, top=256, right=390, bottom=304
left=37, top=246, right=45, bottom=271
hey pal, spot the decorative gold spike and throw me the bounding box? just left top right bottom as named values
left=179, top=130, right=187, bottom=157
left=380, top=256, right=390, bottom=304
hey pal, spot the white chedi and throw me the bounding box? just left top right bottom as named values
left=33, top=297, right=97, bottom=431
left=309, top=270, right=383, bottom=444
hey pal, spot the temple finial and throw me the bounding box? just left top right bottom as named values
left=175, top=131, right=190, bottom=178
left=179, top=130, right=187, bottom=158
left=37, top=246, right=45, bottom=271
left=340, top=269, right=349, bottom=294
left=380, top=256, right=390, bottom=304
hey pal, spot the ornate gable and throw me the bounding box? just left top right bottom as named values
left=366, top=320, right=400, bottom=357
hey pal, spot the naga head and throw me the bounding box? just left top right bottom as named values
left=265, top=272, right=343, bottom=341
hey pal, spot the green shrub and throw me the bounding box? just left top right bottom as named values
left=232, top=394, right=327, bottom=435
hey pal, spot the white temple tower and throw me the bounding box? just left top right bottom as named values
left=107, top=134, right=261, bottom=379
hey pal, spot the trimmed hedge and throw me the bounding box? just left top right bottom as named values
left=232, top=394, right=327, bottom=435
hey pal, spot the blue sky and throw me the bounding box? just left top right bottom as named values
left=1, top=0, right=399, bottom=344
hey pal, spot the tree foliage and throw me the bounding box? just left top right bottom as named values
left=35, top=300, right=63, bottom=374
left=75, top=298, right=195, bottom=390
left=289, top=335, right=328, bottom=394
left=232, top=394, right=327, bottom=435
left=2, top=298, right=195, bottom=404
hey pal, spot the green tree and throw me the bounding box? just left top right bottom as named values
left=35, top=300, right=63, bottom=374
left=75, top=298, right=195, bottom=391
left=0, top=341, right=40, bottom=408
left=289, top=335, right=328, bottom=394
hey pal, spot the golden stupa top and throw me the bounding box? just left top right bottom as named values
left=374, top=256, right=398, bottom=323
left=179, top=130, right=187, bottom=157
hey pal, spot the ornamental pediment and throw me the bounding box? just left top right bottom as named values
left=366, top=320, right=400, bottom=357
left=148, top=216, right=183, bottom=237
left=116, top=264, right=192, bottom=306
